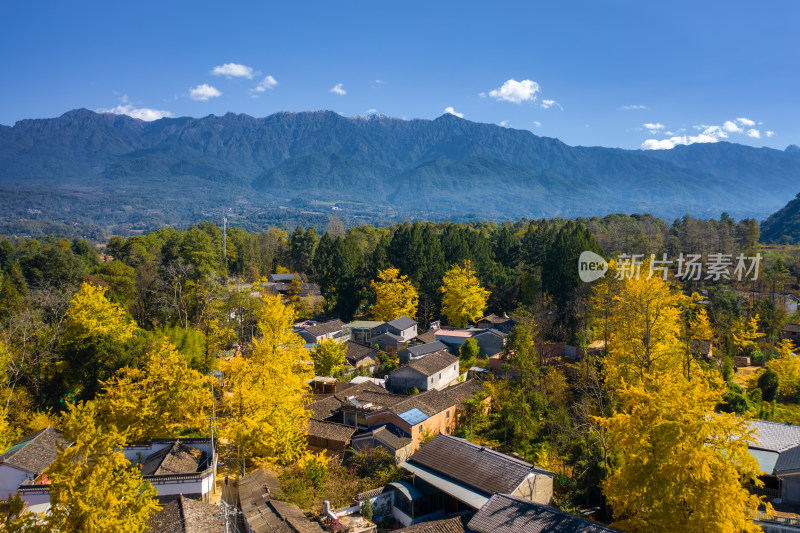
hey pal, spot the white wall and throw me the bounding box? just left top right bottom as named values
left=0, top=465, right=33, bottom=500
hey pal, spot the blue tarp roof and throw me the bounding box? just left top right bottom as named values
left=398, top=408, right=429, bottom=426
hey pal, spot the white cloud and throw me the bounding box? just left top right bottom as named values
left=736, top=117, right=756, bottom=126
left=189, top=84, right=221, bottom=101
left=499, top=120, right=510, bottom=127
left=97, top=102, right=173, bottom=121
left=478, top=92, right=487, bottom=98
left=488, top=79, right=540, bottom=103
left=211, top=63, right=256, bottom=79
left=767, top=130, right=775, bottom=137
left=443, top=106, right=464, bottom=118
left=641, top=125, right=729, bottom=150
left=619, top=105, right=647, bottom=110
left=532, top=121, right=541, bottom=127
left=722, top=120, right=743, bottom=133
left=329, top=83, right=346, bottom=95
left=249, top=75, right=278, bottom=97
left=643, top=122, right=665, bottom=131
left=541, top=99, right=563, bottom=110
left=365, top=108, right=377, bottom=114
left=374, top=79, right=385, bottom=84
left=747, top=129, right=761, bottom=138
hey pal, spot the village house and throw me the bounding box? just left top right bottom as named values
left=299, top=319, right=347, bottom=346
left=372, top=317, right=418, bottom=343
left=747, top=419, right=800, bottom=502
left=344, top=340, right=379, bottom=369
left=343, top=320, right=384, bottom=344
left=783, top=324, right=800, bottom=349
left=146, top=495, right=225, bottom=532
left=465, top=493, right=619, bottom=533
left=268, top=273, right=301, bottom=283
left=367, top=434, right=553, bottom=526
left=389, top=350, right=459, bottom=393
left=351, top=426, right=414, bottom=463
left=14, top=437, right=218, bottom=512
left=306, top=380, right=486, bottom=453
left=397, top=341, right=448, bottom=365
left=237, top=468, right=327, bottom=533
left=307, top=419, right=357, bottom=455
left=476, top=313, right=515, bottom=333
left=401, top=351, right=456, bottom=391
left=0, top=427, right=66, bottom=504
left=470, top=329, right=507, bottom=357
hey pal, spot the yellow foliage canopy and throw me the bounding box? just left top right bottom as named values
left=598, top=372, right=765, bottom=532
left=370, top=267, right=419, bottom=322
left=94, top=340, right=213, bottom=441
left=218, top=295, right=313, bottom=469
left=63, top=282, right=136, bottom=344
left=440, top=260, right=490, bottom=328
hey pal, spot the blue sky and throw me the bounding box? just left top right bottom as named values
left=1, top=1, right=797, bottom=150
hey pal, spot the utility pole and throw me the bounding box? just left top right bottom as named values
left=205, top=382, right=218, bottom=494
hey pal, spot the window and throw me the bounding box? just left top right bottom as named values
left=439, top=373, right=442, bottom=379
left=453, top=365, right=456, bottom=371
left=430, top=377, right=434, bottom=383
left=446, top=411, right=450, bottom=418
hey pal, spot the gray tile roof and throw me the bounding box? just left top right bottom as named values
left=140, top=441, right=207, bottom=476
left=402, top=341, right=449, bottom=359
left=343, top=341, right=378, bottom=362
left=775, top=444, right=800, bottom=473
left=748, top=420, right=800, bottom=452
left=402, top=350, right=459, bottom=377
left=396, top=514, right=471, bottom=532
left=146, top=496, right=225, bottom=532
left=407, top=434, right=551, bottom=495
left=387, top=316, right=417, bottom=331
left=304, top=319, right=345, bottom=338
left=306, top=419, right=357, bottom=442
left=0, top=427, right=67, bottom=474
left=468, top=494, right=619, bottom=533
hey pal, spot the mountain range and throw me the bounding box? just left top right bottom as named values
left=1, top=109, right=799, bottom=235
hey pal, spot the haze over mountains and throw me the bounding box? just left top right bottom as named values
left=1, top=109, right=799, bottom=235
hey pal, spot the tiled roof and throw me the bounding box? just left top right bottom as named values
left=415, top=330, right=438, bottom=344
left=748, top=420, right=800, bottom=452
left=784, top=324, right=800, bottom=333
left=306, top=419, right=357, bottom=442
left=306, top=395, right=342, bottom=420
left=304, top=320, right=345, bottom=337
left=407, top=434, right=551, bottom=495
left=238, top=469, right=293, bottom=533
left=371, top=426, right=413, bottom=450
left=387, top=316, right=417, bottom=331
left=402, top=341, right=448, bottom=358
left=0, top=427, right=67, bottom=474
left=344, top=341, right=377, bottom=362
left=403, top=350, right=459, bottom=377
left=147, top=496, right=226, bottom=532
left=775, top=445, right=800, bottom=473
left=269, top=273, right=300, bottom=282
left=140, top=441, right=207, bottom=476
left=480, top=314, right=509, bottom=325
left=467, top=493, right=620, bottom=533
left=396, top=514, right=471, bottom=532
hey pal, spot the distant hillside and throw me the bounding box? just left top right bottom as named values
left=1, top=109, right=799, bottom=235
left=760, top=192, right=800, bottom=243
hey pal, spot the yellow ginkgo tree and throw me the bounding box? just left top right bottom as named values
left=370, top=267, right=419, bottom=322
left=94, top=340, right=213, bottom=441
left=217, top=294, right=313, bottom=471
left=593, top=267, right=770, bottom=532
left=440, top=260, right=490, bottom=328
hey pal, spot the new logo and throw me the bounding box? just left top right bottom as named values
left=578, top=251, right=608, bottom=282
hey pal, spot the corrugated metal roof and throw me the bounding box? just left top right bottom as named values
left=400, top=462, right=489, bottom=510
left=749, top=420, right=800, bottom=452
left=388, top=480, right=424, bottom=501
